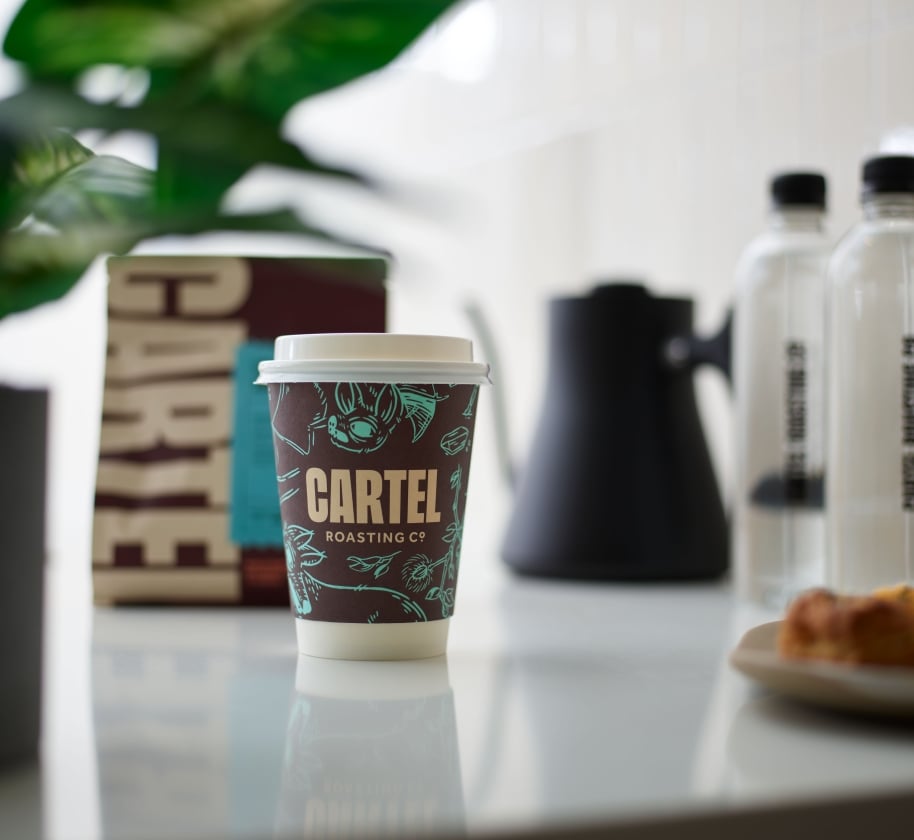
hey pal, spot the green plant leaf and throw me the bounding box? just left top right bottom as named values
left=0, top=221, right=145, bottom=319
left=156, top=207, right=387, bottom=254
left=4, top=3, right=210, bottom=77
left=31, top=153, right=153, bottom=228
left=0, top=0, right=460, bottom=319
left=0, top=85, right=372, bottom=186
left=0, top=129, right=155, bottom=317
left=0, top=130, right=94, bottom=226
left=0, top=259, right=87, bottom=320
left=6, top=0, right=459, bottom=120
left=12, top=130, right=93, bottom=195
left=0, top=202, right=382, bottom=319
left=0, top=81, right=379, bottom=227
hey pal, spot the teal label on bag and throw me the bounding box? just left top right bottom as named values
left=231, top=341, right=283, bottom=544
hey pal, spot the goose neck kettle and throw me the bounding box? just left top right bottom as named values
left=501, top=282, right=730, bottom=581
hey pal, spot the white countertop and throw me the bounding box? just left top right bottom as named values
left=4, top=566, right=914, bottom=840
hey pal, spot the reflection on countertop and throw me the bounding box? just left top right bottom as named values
left=277, top=656, right=465, bottom=837
left=89, top=609, right=468, bottom=840
left=91, top=610, right=295, bottom=839
left=726, top=692, right=914, bottom=797
left=23, top=572, right=914, bottom=840
left=692, top=602, right=914, bottom=807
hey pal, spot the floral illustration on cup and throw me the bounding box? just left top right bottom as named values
left=273, top=382, right=478, bottom=623
left=282, top=464, right=466, bottom=623
left=283, top=525, right=428, bottom=621
left=271, top=382, right=450, bottom=456
left=399, top=464, right=465, bottom=618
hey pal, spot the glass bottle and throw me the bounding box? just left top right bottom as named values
left=826, top=155, right=914, bottom=594
left=733, top=172, right=830, bottom=608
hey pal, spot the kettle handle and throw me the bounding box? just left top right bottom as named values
left=662, top=307, right=732, bottom=384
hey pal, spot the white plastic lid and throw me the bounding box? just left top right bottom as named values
left=256, top=333, right=491, bottom=384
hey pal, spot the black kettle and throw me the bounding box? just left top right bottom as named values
left=501, top=282, right=730, bottom=581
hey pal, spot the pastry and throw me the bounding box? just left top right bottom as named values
left=778, top=586, right=914, bottom=667
left=873, top=583, right=914, bottom=613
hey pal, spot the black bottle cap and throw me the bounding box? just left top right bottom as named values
left=862, top=155, right=914, bottom=196
left=770, top=172, right=827, bottom=209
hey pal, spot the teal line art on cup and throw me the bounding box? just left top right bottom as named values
left=439, top=385, right=478, bottom=455
left=272, top=381, right=477, bottom=624
left=277, top=466, right=301, bottom=505
left=325, top=382, right=449, bottom=452
left=273, top=382, right=450, bottom=457
left=283, top=525, right=428, bottom=622
left=440, top=426, right=470, bottom=455
left=283, top=525, right=325, bottom=617
left=271, top=382, right=320, bottom=456
left=400, top=464, right=465, bottom=619
left=282, top=466, right=466, bottom=623
left=462, top=386, right=478, bottom=418
left=346, top=551, right=399, bottom=579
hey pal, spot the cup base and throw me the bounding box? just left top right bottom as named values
left=295, top=618, right=450, bottom=660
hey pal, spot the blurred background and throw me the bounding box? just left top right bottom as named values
left=2, top=0, right=914, bottom=596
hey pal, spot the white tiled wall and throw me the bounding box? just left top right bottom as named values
left=5, top=0, right=914, bottom=588
left=291, top=0, right=914, bottom=576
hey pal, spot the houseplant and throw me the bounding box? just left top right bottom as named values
left=0, top=0, right=459, bottom=766
left=0, top=0, right=461, bottom=319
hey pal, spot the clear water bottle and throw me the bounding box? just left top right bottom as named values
left=733, top=172, right=830, bottom=608
left=826, top=155, right=914, bottom=594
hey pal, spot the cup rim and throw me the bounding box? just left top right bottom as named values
left=255, top=333, right=491, bottom=384
left=275, top=333, right=474, bottom=362
left=256, top=360, right=490, bottom=384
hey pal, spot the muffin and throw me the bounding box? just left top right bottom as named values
left=778, top=586, right=914, bottom=667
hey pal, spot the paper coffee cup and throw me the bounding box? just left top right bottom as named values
left=256, top=334, right=490, bottom=660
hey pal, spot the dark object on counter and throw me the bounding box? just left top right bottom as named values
left=502, top=283, right=729, bottom=581
left=0, top=385, right=47, bottom=766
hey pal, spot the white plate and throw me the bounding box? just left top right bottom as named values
left=729, top=621, right=914, bottom=718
